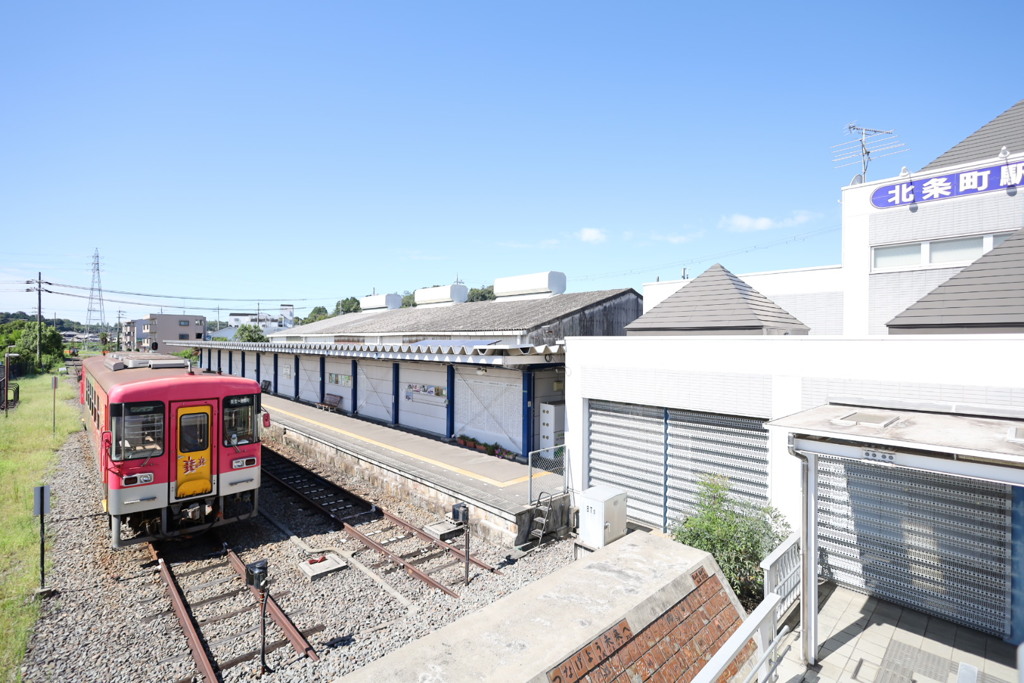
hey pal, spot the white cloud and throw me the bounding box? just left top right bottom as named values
left=576, top=228, right=607, bottom=244
left=719, top=210, right=818, bottom=233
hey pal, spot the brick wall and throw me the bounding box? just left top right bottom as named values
left=547, top=567, right=756, bottom=683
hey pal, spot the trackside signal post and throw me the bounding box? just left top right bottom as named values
left=246, top=559, right=271, bottom=676
left=33, top=485, right=55, bottom=597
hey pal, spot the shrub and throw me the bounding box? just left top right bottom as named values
left=672, top=474, right=790, bottom=611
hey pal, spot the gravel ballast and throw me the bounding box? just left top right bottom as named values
left=20, top=430, right=574, bottom=682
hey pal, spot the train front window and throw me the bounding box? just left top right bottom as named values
left=110, top=402, right=164, bottom=461
left=223, top=395, right=257, bottom=446
left=179, top=413, right=209, bottom=454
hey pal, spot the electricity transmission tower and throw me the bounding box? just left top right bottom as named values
left=85, top=249, right=106, bottom=349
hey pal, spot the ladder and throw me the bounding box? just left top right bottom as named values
left=529, top=492, right=553, bottom=546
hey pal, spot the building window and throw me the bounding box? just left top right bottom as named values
left=872, top=232, right=1013, bottom=272
left=179, top=320, right=189, bottom=327
left=873, top=243, right=921, bottom=269
left=178, top=334, right=188, bottom=340
left=929, top=236, right=983, bottom=264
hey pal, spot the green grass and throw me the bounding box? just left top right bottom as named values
left=0, top=373, right=82, bottom=682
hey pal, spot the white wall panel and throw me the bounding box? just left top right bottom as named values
left=357, top=360, right=393, bottom=423
left=242, top=351, right=257, bottom=381
left=398, top=363, right=448, bottom=436
left=454, top=367, right=521, bottom=452
left=298, top=355, right=320, bottom=404
left=324, top=358, right=354, bottom=412
left=259, top=353, right=274, bottom=392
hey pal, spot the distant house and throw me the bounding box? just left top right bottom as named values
left=124, top=314, right=207, bottom=352
left=226, top=305, right=295, bottom=334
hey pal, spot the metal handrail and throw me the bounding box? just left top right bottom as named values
left=760, top=533, right=800, bottom=621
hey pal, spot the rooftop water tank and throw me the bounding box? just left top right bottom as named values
left=494, top=271, right=566, bottom=298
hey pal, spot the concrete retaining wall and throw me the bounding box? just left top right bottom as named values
left=263, top=424, right=521, bottom=547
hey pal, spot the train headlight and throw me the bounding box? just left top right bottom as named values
left=232, top=457, right=257, bottom=469
left=122, top=473, right=153, bottom=486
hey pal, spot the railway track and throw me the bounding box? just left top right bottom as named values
left=148, top=540, right=322, bottom=682
left=261, top=447, right=499, bottom=598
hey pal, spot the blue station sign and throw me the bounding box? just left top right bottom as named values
left=871, top=161, right=1024, bottom=209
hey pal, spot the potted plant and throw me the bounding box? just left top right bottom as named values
left=456, top=435, right=468, bottom=447
left=486, top=443, right=497, bottom=456
left=475, top=440, right=488, bottom=453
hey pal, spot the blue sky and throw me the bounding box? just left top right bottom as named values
left=0, top=2, right=1017, bottom=323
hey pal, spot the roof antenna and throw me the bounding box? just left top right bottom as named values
left=832, top=123, right=908, bottom=182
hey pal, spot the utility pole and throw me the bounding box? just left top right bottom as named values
left=116, top=310, right=126, bottom=351
left=36, top=272, right=42, bottom=365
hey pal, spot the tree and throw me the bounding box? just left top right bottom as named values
left=467, top=285, right=495, bottom=302
left=303, top=306, right=330, bottom=324
left=235, top=324, right=269, bottom=342
left=401, top=291, right=416, bottom=308
left=12, top=322, right=64, bottom=373
left=672, top=474, right=790, bottom=611
left=334, top=297, right=361, bottom=315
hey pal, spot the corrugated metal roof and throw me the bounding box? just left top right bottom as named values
left=625, top=263, right=809, bottom=333
left=886, top=227, right=1024, bottom=331
left=920, top=99, right=1024, bottom=172
left=270, top=289, right=639, bottom=337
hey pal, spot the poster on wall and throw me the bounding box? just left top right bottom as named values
left=404, top=383, right=447, bottom=405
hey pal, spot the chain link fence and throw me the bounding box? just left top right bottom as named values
left=528, top=444, right=567, bottom=503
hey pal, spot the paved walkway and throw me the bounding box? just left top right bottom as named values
left=774, top=585, right=1019, bottom=683
left=261, top=394, right=564, bottom=518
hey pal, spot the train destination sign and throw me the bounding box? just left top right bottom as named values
left=871, top=161, right=1024, bottom=209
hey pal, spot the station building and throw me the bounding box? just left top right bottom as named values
left=180, top=272, right=641, bottom=459
left=564, top=99, right=1024, bottom=643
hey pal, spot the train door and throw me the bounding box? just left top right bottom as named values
left=170, top=401, right=216, bottom=501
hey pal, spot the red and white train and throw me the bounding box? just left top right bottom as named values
left=81, top=352, right=265, bottom=548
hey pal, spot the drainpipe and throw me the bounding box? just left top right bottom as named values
left=788, top=435, right=819, bottom=666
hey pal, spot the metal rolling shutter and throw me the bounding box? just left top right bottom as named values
left=587, top=400, right=666, bottom=530
left=817, top=457, right=1012, bottom=637
left=665, top=410, right=768, bottom=526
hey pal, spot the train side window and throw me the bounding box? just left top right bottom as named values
left=111, top=402, right=165, bottom=461
left=223, top=395, right=256, bottom=446
left=179, top=413, right=209, bottom=453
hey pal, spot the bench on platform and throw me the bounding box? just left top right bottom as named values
left=317, top=393, right=343, bottom=413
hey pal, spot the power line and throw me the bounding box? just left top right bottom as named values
left=41, top=288, right=321, bottom=315
left=46, top=280, right=329, bottom=302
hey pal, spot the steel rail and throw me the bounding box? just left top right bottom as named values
left=223, top=547, right=320, bottom=662
left=150, top=546, right=219, bottom=682
left=262, top=455, right=498, bottom=596
left=339, top=520, right=460, bottom=598
left=379, top=508, right=499, bottom=574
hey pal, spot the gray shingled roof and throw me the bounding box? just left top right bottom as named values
left=887, top=227, right=1024, bottom=331
left=921, top=99, right=1024, bottom=172
left=625, top=263, right=809, bottom=333
left=273, top=289, right=639, bottom=337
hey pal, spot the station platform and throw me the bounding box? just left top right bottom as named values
left=260, top=395, right=564, bottom=546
